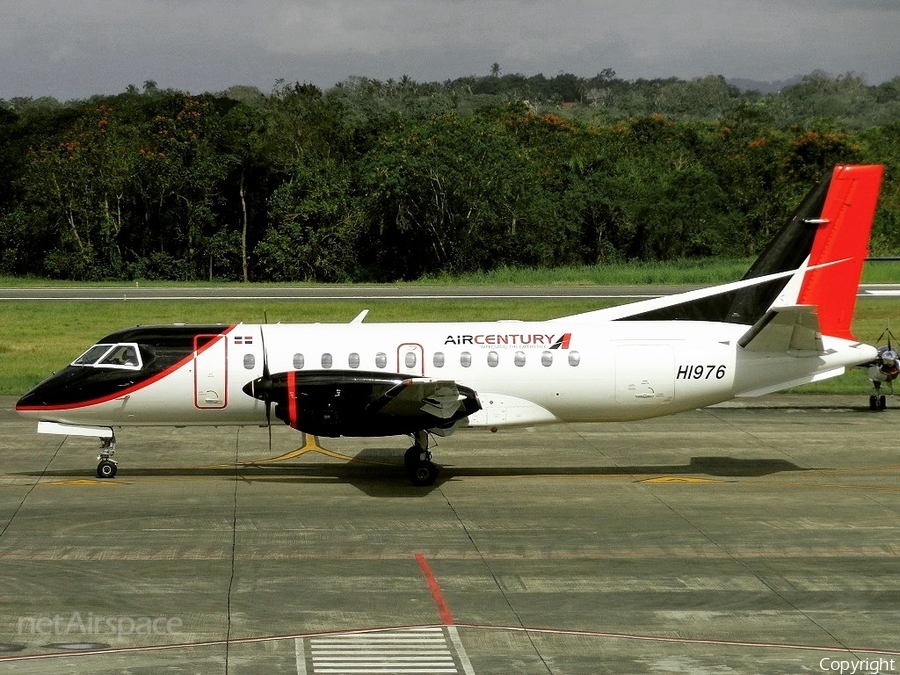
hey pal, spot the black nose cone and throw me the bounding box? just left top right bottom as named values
left=243, top=377, right=274, bottom=401
left=16, top=377, right=57, bottom=411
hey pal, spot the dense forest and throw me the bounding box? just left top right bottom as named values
left=1, top=70, right=899, bottom=282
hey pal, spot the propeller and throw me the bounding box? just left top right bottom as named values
left=260, top=325, right=272, bottom=451
left=242, top=324, right=275, bottom=451
left=875, top=321, right=896, bottom=396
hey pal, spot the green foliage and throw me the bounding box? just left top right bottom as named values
left=1, top=70, right=899, bottom=283
left=259, top=158, right=363, bottom=281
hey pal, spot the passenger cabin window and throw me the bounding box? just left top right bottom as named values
left=73, top=343, right=142, bottom=370
left=321, top=353, right=333, bottom=369
left=514, top=351, right=526, bottom=367
left=243, top=354, right=256, bottom=370
left=568, top=351, right=581, bottom=367
left=348, top=353, right=360, bottom=369
left=375, top=352, right=387, bottom=369
left=541, top=351, right=553, bottom=367
left=433, top=352, right=445, bottom=368
left=460, top=351, right=472, bottom=368
left=404, top=351, right=417, bottom=369
left=487, top=351, right=499, bottom=367
left=293, top=353, right=305, bottom=369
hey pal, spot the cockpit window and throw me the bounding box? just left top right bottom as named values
left=72, top=344, right=114, bottom=366
left=72, top=343, right=142, bottom=369
left=100, top=344, right=140, bottom=368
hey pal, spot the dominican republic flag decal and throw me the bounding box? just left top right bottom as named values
left=234, top=335, right=253, bottom=345
left=550, top=333, right=571, bottom=349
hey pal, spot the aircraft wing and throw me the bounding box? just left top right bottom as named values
left=243, top=370, right=481, bottom=437
left=368, top=379, right=473, bottom=420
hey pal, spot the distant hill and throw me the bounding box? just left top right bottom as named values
left=726, top=75, right=805, bottom=94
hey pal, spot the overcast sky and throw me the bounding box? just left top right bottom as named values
left=2, top=0, right=898, bottom=101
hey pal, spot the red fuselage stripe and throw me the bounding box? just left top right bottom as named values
left=17, top=325, right=238, bottom=412
left=287, top=370, right=298, bottom=428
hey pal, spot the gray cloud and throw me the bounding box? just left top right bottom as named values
left=2, top=0, right=897, bottom=100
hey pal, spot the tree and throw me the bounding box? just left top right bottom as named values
left=359, top=106, right=582, bottom=278
left=220, top=103, right=268, bottom=281
left=257, top=159, right=363, bottom=281
left=20, top=104, right=144, bottom=278
left=2, top=71, right=900, bottom=281
left=130, top=93, right=234, bottom=279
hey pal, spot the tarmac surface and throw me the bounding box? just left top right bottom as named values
left=1, top=394, right=899, bottom=674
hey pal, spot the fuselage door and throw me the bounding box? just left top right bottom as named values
left=194, top=334, right=228, bottom=409
left=397, top=343, right=424, bottom=376
left=615, top=344, right=675, bottom=405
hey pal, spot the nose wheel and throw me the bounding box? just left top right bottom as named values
left=97, top=458, right=118, bottom=478
left=96, top=436, right=118, bottom=478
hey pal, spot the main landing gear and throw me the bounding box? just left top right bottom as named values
left=404, top=430, right=438, bottom=487
left=96, top=436, right=118, bottom=478
left=869, top=380, right=890, bottom=412
left=870, top=393, right=888, bottom=411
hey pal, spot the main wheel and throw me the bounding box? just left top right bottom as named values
left=404, top=446, right=421, bottom=469
left=870, top=395, right=878, bottom=411
left=97, top=460, right=117, bottom=478
left=408, top=461, right=438, bottom=487
left=879, top=395, right=887, bottom=410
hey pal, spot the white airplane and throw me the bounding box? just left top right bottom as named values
left=17, top=164, right=884, bottom=485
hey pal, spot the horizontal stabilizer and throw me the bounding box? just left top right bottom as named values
left=738, top=306, right=823, bottom=353
left=737, top=367, right=846, bottom=397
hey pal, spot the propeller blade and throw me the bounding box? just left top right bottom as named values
left=260, top=325, right=272, bottom=452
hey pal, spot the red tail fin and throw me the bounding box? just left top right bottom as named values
left=796, top=164, right=884, bottom=340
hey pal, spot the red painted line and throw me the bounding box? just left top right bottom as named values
left=415, top=553, right=454, bottom=625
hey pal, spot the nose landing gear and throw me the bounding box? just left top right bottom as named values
left=96, top=436, right=118, bottom=478
left=32, top=422, right=120, bottom=480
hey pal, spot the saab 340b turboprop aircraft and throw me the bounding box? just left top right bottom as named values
left=17, top=165, right=885, bottom=485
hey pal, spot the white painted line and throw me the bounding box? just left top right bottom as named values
left=304, top=628, right=469, bottom=675
left=445, top=627, right=477, bottom=675
left=295, top=637, right=308, bottom=675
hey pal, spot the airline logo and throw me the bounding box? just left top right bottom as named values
left=444, top=333, right=571, bottom=348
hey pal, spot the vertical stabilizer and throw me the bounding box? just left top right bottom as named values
left=561, top=164, right=884, bottom=329
left=796, top=165, right=884, bottom=340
